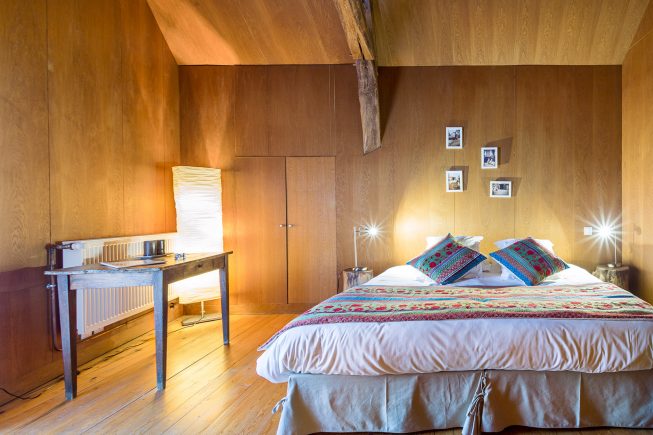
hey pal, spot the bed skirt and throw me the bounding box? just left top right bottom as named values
left=274, top=370, right=653, bottom=434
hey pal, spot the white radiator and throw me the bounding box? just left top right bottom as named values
left=61, top=233, right=178, bottom=339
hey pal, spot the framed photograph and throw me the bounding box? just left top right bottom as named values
left=490, top=180, right=512, bottom=198
left=446, top=170, right=464, bottom=192
left=481, top=147, right=498, bottom=169
left=446, top=126, right=463, bottom=149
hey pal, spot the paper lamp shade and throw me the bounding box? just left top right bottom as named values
left=172, top=166, right=223, bottom=304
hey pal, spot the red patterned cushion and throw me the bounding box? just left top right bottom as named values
left=490, top=237, right=568, bottom=285
left=407, top=234, right=486, bottom=284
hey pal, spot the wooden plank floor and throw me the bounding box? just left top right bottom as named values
left=0, top=314, right=651, bottom=435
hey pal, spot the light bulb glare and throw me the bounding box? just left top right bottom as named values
left=366, top=226, right=379, bottom=238
left=597, top=225, right=613, bottom=239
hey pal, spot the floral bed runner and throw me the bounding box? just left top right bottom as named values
left=261, top=283, right=653, bottom=349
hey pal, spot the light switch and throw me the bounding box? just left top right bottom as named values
left=583, top=227, right=593, bottom=236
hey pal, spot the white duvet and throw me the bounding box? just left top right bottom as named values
left=257, top=265, right=653, bottom=383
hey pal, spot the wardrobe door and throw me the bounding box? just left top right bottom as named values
left=286, top=157, right=337, bottom=303
left=233, top=157, right=287, bottom=307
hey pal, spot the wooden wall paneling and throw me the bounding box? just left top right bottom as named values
left=48, top=0, right=124, bottom=242
left=630, top=0, right=653, bottom=50
left=232, top=157, right=288, bottom=307
left=234, top=66, right=335, bottom=157
left=0, top=0, right=49, bottom=271
left=383, top=68, right=457, bottom=263
left=146, top=0, right=352, bottom=65
left=267, top=66, right=334, bottom=157
left=514, top=67, right=576, bottom=263
left=622, top=25, right=653, bottom=302
left=449, top=67, right=516, bottom=254
left=286, top=157, right=337, bottom=303
left=121, top=0, right=170, bottom=235
left=373, top=0, right=650, bottom=66
left=234, top=67, right=269, bottom=157
left=572, top=67, right=622, bottom=269
left=334, top=65, right=395, bottom=275
left=161, top=12, right=181, bottom=234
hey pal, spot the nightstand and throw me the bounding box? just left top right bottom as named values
left=593, top=265, right=629, bottom=290
left=341, top=268, right=374, bottom=292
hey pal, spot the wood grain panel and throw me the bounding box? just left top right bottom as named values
left=146, top=0, right=352, bottom=65
left=374, top=0, right=650, bottom=66
left=0, top=0, right=49, bottom=271
left=232, top=157, right=287, bottom=306
left=121, top=0, right=174, bottom=235
left=234, top=67, right=269, bottom=157
left=267, top=66, right=334, bottom=156
left=0, top=0, right=181, bottom=405
left=384, top=68, right=457, bottom=263
left=48, top=0, right=124, bottom=241
left=622, top=25, right=653, bottom=303
left=234, top=66, right=334, bottom=157
left=286, top=157, right=337, bottom=303
left=630, top=0, right=653, bottom=49
left=335, top=65, right=395, bottom=275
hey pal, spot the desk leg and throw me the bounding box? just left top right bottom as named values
left=57, top=275, right=77, bottom=400
left=153, top=271, right=167, bottom=390
left=220, top=257, right=230, bottom=345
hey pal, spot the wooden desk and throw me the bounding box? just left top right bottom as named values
left=45, top=252, right=232, bottom=400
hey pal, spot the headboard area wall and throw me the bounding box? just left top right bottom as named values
left=180, top=64, right=622, bottom=292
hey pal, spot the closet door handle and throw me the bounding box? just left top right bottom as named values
left=279, top=224, right=287, bottom=228
left=287, top=224, right=295, bottom=228
left=279, top=224, right=296, bottom=228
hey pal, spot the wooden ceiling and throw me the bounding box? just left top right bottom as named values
left=147, top=0, right=651, bottom=66
left=145, top=0, right=352, bottom=65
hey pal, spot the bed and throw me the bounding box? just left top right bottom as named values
left=257, top=264, right=653, bottom=434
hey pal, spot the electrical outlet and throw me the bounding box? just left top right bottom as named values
left=583, top=226, right=594, bottom=236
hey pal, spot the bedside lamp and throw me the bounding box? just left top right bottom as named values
left=343, top=224, right=380, bottom=292
left=352, top=224, right=380, bottom=271
left=597, top=224, right=620, bottom=268
left=585, top=222, right=620, bottom=268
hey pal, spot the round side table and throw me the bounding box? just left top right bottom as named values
left=592, top=265, right=629, bottom=290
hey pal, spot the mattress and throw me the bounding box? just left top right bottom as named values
left=257, top=264, right=653, bottom=383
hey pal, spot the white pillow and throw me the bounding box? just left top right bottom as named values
left=426, top=235, right=483, bottom=252
left=493, top=238, right=556, bottom=282
left=426, top=235, right=484, bottom=278
left=494, top=238, right=555, bottom=254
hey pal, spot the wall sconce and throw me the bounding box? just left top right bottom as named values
left=353, top=224, right=380, bottom=271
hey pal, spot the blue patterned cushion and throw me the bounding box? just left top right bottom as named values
left=490, top=237, right=569, bottom=285
left=407, top=234, right=486, bottom=284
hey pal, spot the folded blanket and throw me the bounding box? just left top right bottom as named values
left=261, top=283, right=653, bottom=349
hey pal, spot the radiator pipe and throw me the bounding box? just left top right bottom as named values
left=46, top=242, right=82, bottom=352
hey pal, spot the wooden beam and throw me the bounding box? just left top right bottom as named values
left=334, top=0, right=374, bottom=60
left=335, top=0, right=381, bottom=154
left=355, top=59, right=381, bottom=154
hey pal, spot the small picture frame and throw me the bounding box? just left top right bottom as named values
left=490, top=180, right=512, bottom=198
left=481, top=147, right=498, bottom=169
left=446, top=170, right=464, bottom=192
left=446, top=127, right=463, bottom=149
